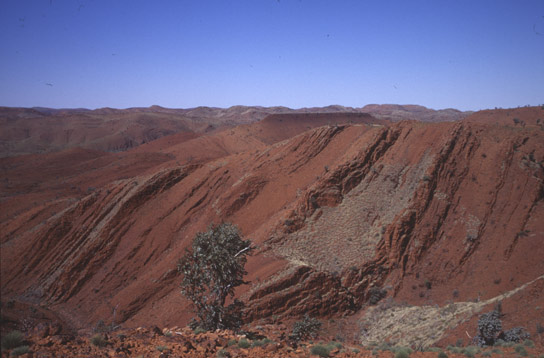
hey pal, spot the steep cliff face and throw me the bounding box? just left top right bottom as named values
left=1, top=107, right=542, bottom=345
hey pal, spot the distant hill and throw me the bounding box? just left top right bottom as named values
left=0, top=104, right=469, bottom=157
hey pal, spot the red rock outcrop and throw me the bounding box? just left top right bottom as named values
left=1, top=106, right=542, bottom=348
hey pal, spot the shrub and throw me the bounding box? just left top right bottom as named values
left=514, top=345, right=528, bottom=356
left=251, top=339, right=265, bottom=347
left=503, top=327, right=530, bottom=343
left=217, top=349, right=230, bottom=358
left=352, top=348, right=360, bottom=353
left=368, top=287, right=387, bottom=305
left=237, top=338, right=250, bottom=348
left=310, top=344, right=330, bottom=357
left=227, top=339, right=237, bottom=346
left=474, top=309, right=502, bottom=346
left=290, top=314, right=322, bottom=342
left=193, top=327, right=206, bottom=334
left=523, top=339, right=534, bottom=347
left=447, top=346, right=461, bottom=353
left=178, top=223, right=253, bottom=331
left=327, top=341, right=342, bottom=350
left=377, top=341, right=393, bottom=351
left=473, top=303, right=529, bottom=346
left=394, top=348, right=411, bottom=358
left=93, top=319, right=107, bottom=333
left=90, top=334, right=108, bottom=347
left=9, top=346, right=29, bottom=357
left=1, top=330, right=24, bottom=350
left=156, top=345, right=169, bottom=352
left=424, top=280, right=432, bottom=289
left=437, top=352, right=448, bottom=358
left=463, top=346, right=480, bottom=354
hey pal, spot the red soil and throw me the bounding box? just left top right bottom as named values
left=1, top=106, right=542, bottom=352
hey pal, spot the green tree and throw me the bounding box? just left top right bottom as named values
left=178, top=223, right=253, bottom=331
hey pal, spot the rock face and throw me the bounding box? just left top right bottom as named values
left=1, top=106, right=542, bottom=347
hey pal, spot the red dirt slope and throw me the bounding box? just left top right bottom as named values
left=1, top=107, right=542, bottom=350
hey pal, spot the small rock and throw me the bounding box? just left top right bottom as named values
left=49, top=335, right=67, bottom=345
left=33, top=323, right=50, bottom=338
left=182, top=340, right=195, bottom=352
left=49, top=322, right=62, bottom=335
left=265, top=343, right=279, bottom=353
left=37, top=337, right=53, bottom=347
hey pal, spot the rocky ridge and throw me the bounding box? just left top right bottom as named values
left=1, top=106, right=543, bottom=353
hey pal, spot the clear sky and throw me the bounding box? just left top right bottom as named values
left=1, top=0, right=543, bottom=111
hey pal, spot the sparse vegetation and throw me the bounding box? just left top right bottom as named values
left=290, top=314, right=322, bottom=342
left=462, top=346, right=480, bottom=356
left=237, top=338, right=250, bottom=348
left=394, top=347, right=411, bottom=358
left=251, top=339, right=267, bottom=347
left=447, top=346, right=462, bottom=353
left=326, top=341, right=342, bottom=350
left=514, top=344, right=528, bottom=356
left=473, top=303, right=530, bottom=347
left=217, top=349, right=230, bottom=358
left=90, top=334, right=108, bottom=347
left=368, top=287, right=387, bottom=305
left=9, top=346, right=30, bottom=357
left=1, top=331, right=24, bottom=350
left=193, top=326, right=206, bottom=335
left=503, top=327, right=530, bottom=343
left=178, top=223, right=253, bottom=331
left=474, top=308, right=502, bottom=346
left=437, top=351, right=448, bottom=358
left=424, top=279, right=432, bottom=289
left=310, top=344, right=330, bottom=357
left=156, top=345, right=169, bottom=352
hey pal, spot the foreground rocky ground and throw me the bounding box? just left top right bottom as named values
left=2, top=323, right=543, bottom=358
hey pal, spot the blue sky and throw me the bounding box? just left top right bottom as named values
left=1, top=0, right=543, bottom=111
